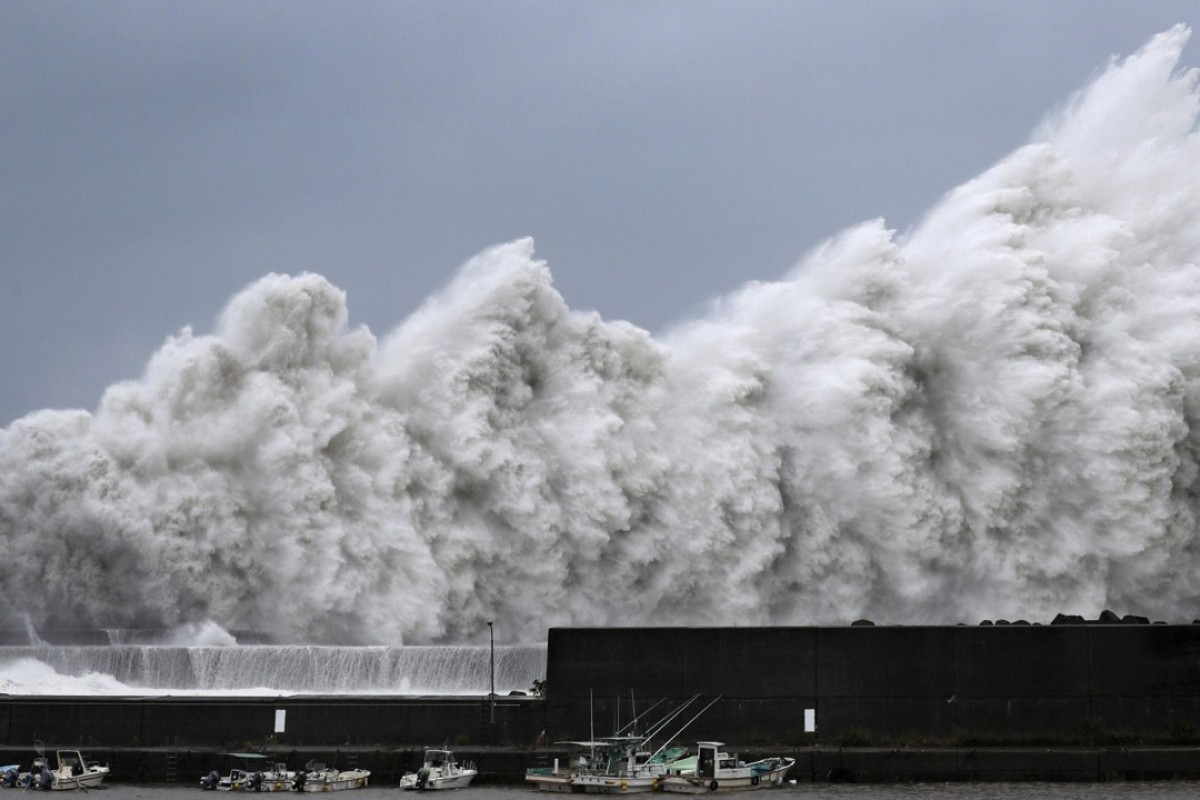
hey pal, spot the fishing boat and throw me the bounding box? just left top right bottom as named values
left=15, top=749, right=110, bottom=791
left=399, top=748, right=477, bottom=790
left=660, top=742, right=793, bottom=793
left=200, top=753, right=295, bottom=791
left=569, top=737, right=689, bottom=794
left=526, top=695, right=710, bottom=794
left=293, top=761, right=371, bottom=792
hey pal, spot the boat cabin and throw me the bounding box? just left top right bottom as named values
left=597, top=736, right=648, bottom=777
left=695, top=742, right=738, bottom=779
left=56, top=751, right=86, bottom=775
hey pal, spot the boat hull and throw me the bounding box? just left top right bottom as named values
left=571, top=774, right=660, bottom=793
left=299, top=769, right=370, bottom=791
left=400, top=771, right=476, bottom=790
left=219, top=775, right=295, bottom=791
left=403, top=767, right=477, bottom=791
left=16, top=768, right=109, bottom=791
left=660, top=759, right=793, bottom=794
left=525, top=772, right=576, bottom=792
left=50, top=771, right=109, bottom=791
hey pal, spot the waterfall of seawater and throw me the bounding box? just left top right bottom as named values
left=0, top=644, right=547, bottom=695
left=19, top=615, right=45, bottom=646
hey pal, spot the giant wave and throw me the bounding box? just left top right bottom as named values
left=2, top=28, right=1200, bottom=644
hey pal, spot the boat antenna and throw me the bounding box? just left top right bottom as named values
left=638, top=694, right=699, bottom=742
left=614, top=696, right=669, bottom=737
left=645, top=695, right=723, bottom=764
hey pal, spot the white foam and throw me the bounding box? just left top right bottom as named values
left=1, top=28, right=1199, bottom=643
left=0, top=657, right=283, bottom=697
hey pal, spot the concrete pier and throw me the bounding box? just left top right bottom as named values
left=6, top=623, right=1200, bottom=782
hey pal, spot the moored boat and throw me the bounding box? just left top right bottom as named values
left=524, top=750, right=579, bottom=793
left=660, top=742, right=793, bottom=793
left=399, top=748, right=477, bottom=790
left=526, top=695, right=708, bottom=794
left=15, top=749, right=110, bottom=791
left=570, top=738, right=689, bottom=794
left=200, top=753, right=294, bottom=791
left=293, top=762, right=370, bottom=792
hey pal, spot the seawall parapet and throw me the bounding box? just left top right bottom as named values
left=543, top=624, right=1200, bottom=745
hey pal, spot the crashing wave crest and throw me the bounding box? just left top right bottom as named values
left=2, top=27, right=1199, bottom=643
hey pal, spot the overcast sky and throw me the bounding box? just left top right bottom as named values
left=3, top=1, right=1199, bottom=428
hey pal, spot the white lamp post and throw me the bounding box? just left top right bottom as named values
left=487, top=621, right=495, bottom=724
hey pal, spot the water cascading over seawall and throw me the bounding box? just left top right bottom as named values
left=0, top=641, right=546, bottom=695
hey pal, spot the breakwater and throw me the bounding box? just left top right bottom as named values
left=543, top=623, right=1200, bottom=745
left=5, top=623, right=1200, bottom=782
left=0, top=636, right=547, bottom=695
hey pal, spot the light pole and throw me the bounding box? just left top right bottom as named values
left=487, top=621, right=495, bottom=724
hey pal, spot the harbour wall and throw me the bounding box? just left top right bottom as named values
left=5, top=623, right=1200, bottom=782
left=0, top=695, right=542, bottom=750
left=542, top=624, right=1200, bottom=745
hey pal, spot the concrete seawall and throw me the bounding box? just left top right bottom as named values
left=543, top=624, right=1200, bottom=744
left=6, top=623, right=1200, bottom=782
left=0, top=695, right=543, bottom=749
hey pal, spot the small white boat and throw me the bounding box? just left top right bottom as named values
left=524, top=751, right=577, bottom=793
left=399, top=748, right=477, bottom=790
left=294, top=762, right=371, bottom=792
left=660, top=742, right=793, bottom=793
left=201, top=753, right=295, bottom=791
left=17, top=749, right=110, bottom=791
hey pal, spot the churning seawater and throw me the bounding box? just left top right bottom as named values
left=8, top=26, right=1200, bottom=647
left=65, top=781, right=1200, bottom=799
left=0, top=643, right=547, bottom=695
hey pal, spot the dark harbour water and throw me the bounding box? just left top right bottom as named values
left=72, top=783, right=1200, bottom=799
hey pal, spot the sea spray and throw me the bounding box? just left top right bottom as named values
left=0, top=643, right=547, bottom=695
left=2, top=27, right=1200, bottom=643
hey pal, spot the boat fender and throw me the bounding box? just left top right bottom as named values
left=709, top=779, right=719, bottom=791
left=751, top=775, right=759, bottom=786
